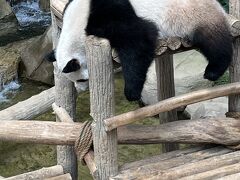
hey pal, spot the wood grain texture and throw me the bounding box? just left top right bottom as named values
left=44, top=173, right=72, bottom=180
left=86, top=36, right=118, bottom=179
left=147, top=151, right=240, bottom=180
left=84, top=151, right=97, bottom=178
left=52, top=103, right=73, bottom=123
left=217, top=172, right=240, bottom=180
left=51, top=3, right=78, bottom=179
left=5, top=165, right=63, bottom=180
left=179, top=162, right=240, bottom=180
left=0, top=87, right=55, bottom=120
left=105, top=82, right=240, bottom=131
left=52, top=104, right=97, bottom=177
left=111, top=146, right=234, bottom=180
left=121, top=146, right=207, bottom=170
left=229, top=0, right=240, bottom=113
left=155, top=55, right=178, bottom=152
left=2, top=118, right=240, bottom=146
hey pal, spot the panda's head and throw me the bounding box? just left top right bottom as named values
left=45, top=48, right=89, bottom=93
left=44, top=0, right=91, bottom=92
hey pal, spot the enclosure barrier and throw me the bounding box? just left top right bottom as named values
left=0, top=0, right=240, bottom=179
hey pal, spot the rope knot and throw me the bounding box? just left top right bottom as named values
left=74, top=121, right=93, bottom=163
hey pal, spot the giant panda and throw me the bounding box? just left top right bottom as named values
left=48, top=0, right=233, bottom=101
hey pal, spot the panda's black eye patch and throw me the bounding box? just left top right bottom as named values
left=45, top=50, right=56, bottom=62
left=77, top=79, right=88, bottom=82
left=62, top=59, right=80, bottom=73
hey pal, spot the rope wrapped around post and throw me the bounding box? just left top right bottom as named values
left=74, top=121, right=93, bottom=163
left=52, top=103, right=96, bottom=175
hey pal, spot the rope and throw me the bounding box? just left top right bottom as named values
left=74, top=121, right=93, bottom=163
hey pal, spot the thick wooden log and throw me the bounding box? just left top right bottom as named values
left=5, top=165, right=63, bottom=180
left=86, top=36, right=118, bottom=179
left=0, top=87, right=55, bottom=120
left=217, top=172, right=240, bottom=180
left=121, top=146, right=207, bottom=170
left=52, top=104, right=97, bottom=177
left=0, top=120, right=82, bottom=145
left=117, top=118, right=240, bottom=145
left=104, top=82, right=240, bottom=131
left=84, top=150, right=97, bottom=178
left=51, top=3, right=78, bottom=179
left=229, top=0, right=240, bottom=113
left=179, top=162, right=240, bottom=180
left=111, top=146, right=233, bottom=180
left=2, top=118, right=240, bottom=146
left=44, top=173, right=72, bottom=180
left=155, top=55, right=178, bottom=152
left=146, top=151, right=240, bottom=180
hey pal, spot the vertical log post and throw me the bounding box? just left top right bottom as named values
left=155, top=55, right=179, bottom=152
left=229, top=0, right=240, bottom=112
left=50, top=2, right=78, bottom=179
left=86, top=36, right=118, bottom=179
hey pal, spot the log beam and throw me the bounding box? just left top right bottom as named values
left=5, top=165, right=63, bottom=180
left=0, top=87, right=55, bottom=120
left=104, top=82, right=240, bottom=131
left=1, top=118, right=240, bottom=146
left=44, top=173, right=72, bottom=180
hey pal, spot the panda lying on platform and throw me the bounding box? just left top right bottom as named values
left=47, top=0, right=233, bottom=101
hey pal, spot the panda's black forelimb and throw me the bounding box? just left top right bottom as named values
left=192, top=23, right=233, bottom=81
left=86, top=0, right=159, bottom=101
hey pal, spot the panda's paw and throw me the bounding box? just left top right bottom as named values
left=124, top=86, right=141, bottom=101
left=204, top=70, right=221, bottom=81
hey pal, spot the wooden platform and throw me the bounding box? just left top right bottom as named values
left=111, top=146, right=240, bottom=180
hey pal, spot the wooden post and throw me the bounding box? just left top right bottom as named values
left=50, top=2, right=78, bottom=179
left=155, top=55, right=179, bottom=152
left=229, top=0, right=240, bottom=112
left=86, top=36, right=118, bottom=179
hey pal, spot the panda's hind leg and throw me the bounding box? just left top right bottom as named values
left=115, top=20, right=158, bottom=101
left=192, top=22, right=233, bottom=81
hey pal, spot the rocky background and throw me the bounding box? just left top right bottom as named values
left=0, top=0, right=53, bottom=92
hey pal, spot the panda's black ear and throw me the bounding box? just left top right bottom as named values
left=62, top=59, right=81, bottom=73
left=45, top=50, right=56, bottom=62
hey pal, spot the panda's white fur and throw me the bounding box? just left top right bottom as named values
left=57, top=0, right=227, bottom=68
left=130, top=0, right=226, bottom=38
left=55, top=0, right=232, bottom=100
